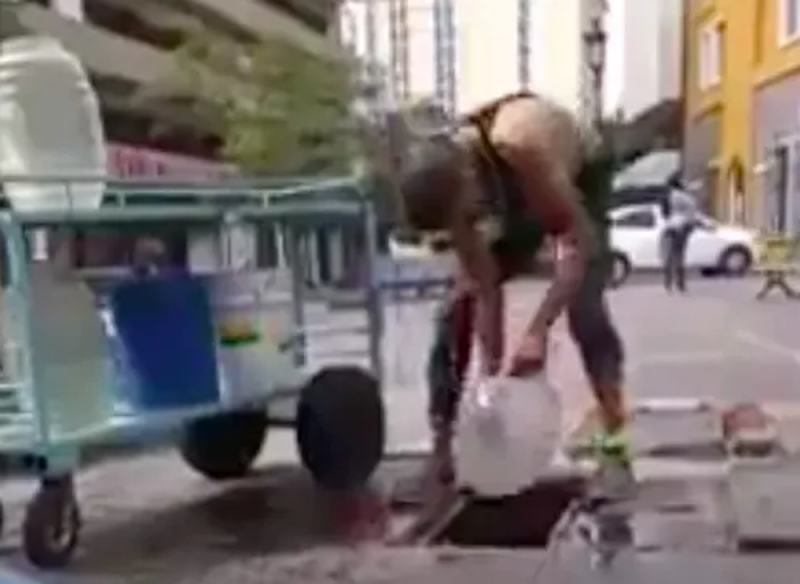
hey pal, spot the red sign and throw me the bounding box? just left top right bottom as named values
left=106, top=143, right=236, bottom=179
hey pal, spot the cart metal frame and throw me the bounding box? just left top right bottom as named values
left=0, top=174, right=387, bottom=568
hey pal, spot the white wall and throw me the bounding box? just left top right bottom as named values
left=456, top=1, right=521, bottom=112
left=406, top=1, right=436, bottom=98
left=657, top=0, right=682, bottom=104
left=612, top=0, right=681, bottom=119
left=531, top=0, right=583, bottom=113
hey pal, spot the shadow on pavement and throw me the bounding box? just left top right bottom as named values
left=9, top=465, right=351, bottom=584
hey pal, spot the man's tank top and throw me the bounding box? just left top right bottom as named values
left=462, top=93, right=613, bottom=262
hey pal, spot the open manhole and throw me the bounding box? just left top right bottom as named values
left=416, top=472, right=588, bottom=548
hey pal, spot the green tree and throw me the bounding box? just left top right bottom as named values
left=170, top=29, right=363, bottom=175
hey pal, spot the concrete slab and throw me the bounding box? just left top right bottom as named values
left=183, top=546, right=800, bottom=584
left=728, top=456, right=800, bottom=547
left=4, top=278, right=800, bottom=581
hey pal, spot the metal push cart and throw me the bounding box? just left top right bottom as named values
left=0, top=174, right=386, bottom=568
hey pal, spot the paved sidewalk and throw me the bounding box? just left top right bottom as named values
left=185, top=546, right=800, bottom=584
left=2, top=278, right=800, bottom=582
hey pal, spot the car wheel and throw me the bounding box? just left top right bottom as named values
left=608, top=252, right=632, bottom=289
left=699, top=267, right=718, bottom=278
left=718, top=246, right=753, bottom=277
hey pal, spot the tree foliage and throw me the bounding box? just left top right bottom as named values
left=171, top=29, right=364, bottom=175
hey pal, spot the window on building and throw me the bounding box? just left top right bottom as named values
left=697, top=20, right=723, bottom=89
left=773, top=143, right=790, bottom=233
left=780, top=0, right=800, bottom=45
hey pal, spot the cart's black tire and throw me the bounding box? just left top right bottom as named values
left=23, top=477, right=81, bottom=569
left=296, top=366, right=385, bottom=491
left=179, top=410, right=268, bottom=480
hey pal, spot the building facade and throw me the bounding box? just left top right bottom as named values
left=609, top=0, right=682, bottom=119
left=683, top=0, right=800, bottom=233
left=3, top=0, right=340, bottom=177
left=340, top=0, right=679, bottom=118
left=339, top=0, right=538, bottom=114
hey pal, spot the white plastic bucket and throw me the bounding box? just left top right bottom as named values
left=454, top=374, right=562, bottom=498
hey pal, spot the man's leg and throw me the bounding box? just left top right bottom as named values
left=567, top=255, right=632, bottom=497
left=425, top=279, right=476, bottom=485
left=675, top=226, right=691, bottom=292
left=567, top=255, right=626, bottom=435
left=663, top=231, right=675, bottom=291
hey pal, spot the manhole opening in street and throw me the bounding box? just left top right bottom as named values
left=429, top=474, right=587, bottom=548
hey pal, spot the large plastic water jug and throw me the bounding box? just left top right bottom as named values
left=27, top=263, right=114, bottom=440
left=0, top=36, right=106, bottom=211
left=454, top=374, right=562, bottom=498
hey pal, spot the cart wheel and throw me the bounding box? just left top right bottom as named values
left=296, top=366, right=385, bottom=491
left=23, top=477, right=81, bottom=569
left=179, top=410, right=268, bottom=480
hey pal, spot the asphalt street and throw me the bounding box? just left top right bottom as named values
left=0, top=275, right=799, bottom=582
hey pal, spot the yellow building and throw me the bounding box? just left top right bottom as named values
left=683, top=0, right=800, bottom=233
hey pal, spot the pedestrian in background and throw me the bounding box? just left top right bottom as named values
left=661, top=189, right=695, bottom=293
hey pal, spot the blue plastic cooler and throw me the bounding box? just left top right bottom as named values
left=109, top=274, right=220, bottom=410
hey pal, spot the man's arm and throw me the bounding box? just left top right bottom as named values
left=450, top=213, right=505, bottom=375
left=498, top=142, right=597, bottom=334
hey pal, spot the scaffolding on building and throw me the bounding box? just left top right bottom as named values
left=338, top=0, right=537, bottom=114
left=338, top=0, right=457, bottom=114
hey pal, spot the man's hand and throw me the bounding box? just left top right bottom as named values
left=508, top=330, right=547, bottom=376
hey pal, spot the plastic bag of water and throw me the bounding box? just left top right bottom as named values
left=454, top=374, right=562, bottom=498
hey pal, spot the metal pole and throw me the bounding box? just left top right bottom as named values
left=286, top=224, right=307, bottom=368
left=361, top=196, right=384, bottom=384
left=517, top=0, right=531, bottom=89
left=581, top=0, right=608, bottom=134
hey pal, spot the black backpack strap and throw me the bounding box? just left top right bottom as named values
left=467, top=105, right=528, bottom=223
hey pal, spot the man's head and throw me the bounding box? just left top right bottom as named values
left=397, top=134, right=469, bottom=233
left=132, top=237, right=167, bottom=275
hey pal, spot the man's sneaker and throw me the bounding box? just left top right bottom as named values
left=589, top=431, right=636, bottom=502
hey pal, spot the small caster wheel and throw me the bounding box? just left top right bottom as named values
left=23, top=477, right=81, bottom=569
left=296, top=366, right=385, bottom=491
left=179, top=410, right=268, bottom=480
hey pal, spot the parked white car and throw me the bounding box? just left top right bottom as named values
left=608, top=203, right=758, bottom=287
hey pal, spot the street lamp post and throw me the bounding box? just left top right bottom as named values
left=582, top=7, right=607, bottom=133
